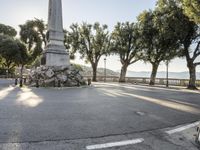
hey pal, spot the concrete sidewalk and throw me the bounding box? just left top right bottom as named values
left=164, top=121, right=200, bottom=150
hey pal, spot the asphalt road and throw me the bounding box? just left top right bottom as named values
left=0, top=80, right=200, bottom=149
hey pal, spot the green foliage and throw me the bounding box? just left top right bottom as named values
left=0, top=56, right=3, bottom=67
left=0, top=23, right=17, bottom=37
left=156, top=0, right=200, bottom=88
left=0, top=36, right=29, bottom=71
left=137, top=3, right=183, bottom=85
left=138, top=9, right=180, bottom=64
left=15, top=40, right=30, bottom=66
left=0, top=34, right=10, bottom=44
left=30, top=56, right=42, bottom=68
left=0, top=36, right=20, bottom=69
left=111, top=22, right=141, bottom=65
left=0, top=26, right=17, bottom=68
left=110, top=22, right=141, bottom=82
left=19, top=18, right=46, bottom=63
left=64, top=29, right=76, bottom=60
left=180, top=0, right=200, bottom=23
left=156, top=0, right=199, bottom=61
left=67, top=22, right=111, bottom=81
left=71, top=64, right=83, bottom=71
left=67, top=22, right=110, bottom=62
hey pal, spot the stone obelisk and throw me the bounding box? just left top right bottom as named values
left=44, top=0, right=69, bottom=68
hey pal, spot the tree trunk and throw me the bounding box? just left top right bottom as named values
left=150, top=63, right=159, bottom=85
left=92, top=63, right=97, bottom=82
left=187, top=62, right=197, bottom=90
left=6, top=67, right=9, bottom=78
left=119, top=64, right=128, bottom=83
left=20, top=65, right=24, bottom=87
left=6, top=63, right=11, bottom=78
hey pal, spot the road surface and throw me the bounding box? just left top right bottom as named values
left=0, top=80, right=199, bottom=149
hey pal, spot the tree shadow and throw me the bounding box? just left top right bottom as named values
left=0, top=85, right=44, bottom=144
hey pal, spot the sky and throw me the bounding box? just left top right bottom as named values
left=0, top=0, right=198, bottom=73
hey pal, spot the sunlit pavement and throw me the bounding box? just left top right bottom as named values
left=0, top=80, right=200, bottom=150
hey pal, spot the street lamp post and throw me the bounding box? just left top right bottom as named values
left=104, top=58, right=107, bottom=82
left=166, top=60, right=169, bottom=88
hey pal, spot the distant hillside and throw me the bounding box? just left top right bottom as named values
left=77, top=65, right=200, bottom=79
left=78, top=65, right=119, bottom=76
left=125, top=71, right=200, bottom=79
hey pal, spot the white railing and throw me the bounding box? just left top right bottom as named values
left=83, top=76, right=200, bottom=87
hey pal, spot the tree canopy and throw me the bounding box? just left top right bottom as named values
left=181, top=0, right=200, bottom=23
left=0, top=24, right=17, bottom=74
left=156, top=0, right=200, bottom=89
left=19, top=19, right=46, bottom=62
left=0, top=36, right=29, bottom=71
left=0, top=24, right=17, bottom=37
left=67, top=22, right=111, bottom=81
left=0, top=36, right=20, bottom=70
left=111, top=22, right=141, bottom=82
left=137, top=8, right=180, bottom=85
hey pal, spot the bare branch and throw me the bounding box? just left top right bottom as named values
left=194, top=62, right=200, bottom=66
left=192, top=41, right=200, bottom=60
left=129, top=58, right=140, bottom=65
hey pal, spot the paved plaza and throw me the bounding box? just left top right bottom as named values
left=0, top=80, right=200, bottom=149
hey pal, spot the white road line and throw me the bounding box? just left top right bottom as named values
left=166, top=121, right=200, bottom=134
left=86, top=138, right=144, bottom=150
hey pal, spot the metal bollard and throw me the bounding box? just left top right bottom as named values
left=58, top=80, right=61, bottom=87
left=36, top=80, right=39, bottom=88
left=19, top=79, right=23, bottom=87
left=15, top=78, right=18, bottom=86
left=88, top=79, right=91, bottom=86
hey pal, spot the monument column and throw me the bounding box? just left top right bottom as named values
left=44, top=0, right=70, bottom=68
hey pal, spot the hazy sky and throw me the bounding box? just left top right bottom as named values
left=0, top=0, right=198, bottom=72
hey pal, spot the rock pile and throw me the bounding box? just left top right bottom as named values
left=29, top=65, right=86, bottom=87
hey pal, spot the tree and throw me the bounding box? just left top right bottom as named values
left=0, top=36, right=29, bottom=80
left=180, top=0, right=200, bottom=23
left=111, top=22, right=141, bottom=82
left=0, top=56, right=3, bottom=68
left=19, top=19, right=46, bottom=63
left=0, top=23, right=17, bottom=37
left=67, top=22, right=111, bottom=81
left=0, top=36, right=20, bottom=73
left=137, top=9, right=180, bottom=85
left=64, top=29, right=76, bottom=60
left=0, top=24, right=17, bottom=71
left=15, top=40, right=29, bottom=87
left=157, top=0, right=200, bottom=89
